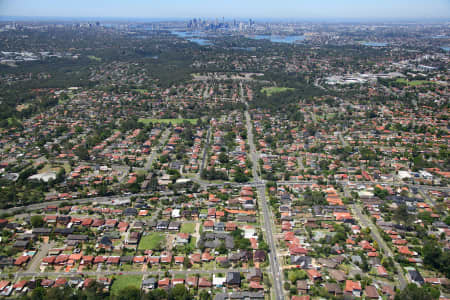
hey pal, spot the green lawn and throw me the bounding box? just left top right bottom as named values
left=189, top=237, right=197, bottom=248
left=138, top=118, right=198, bottom=125
left=261, top=86, right=294, bottom=96
left=88, top=55, right=102, bottom=62
left=138, top=233, right=165, bottom=250
left=180, top=223, right=196, bottom=234
left=7, top=117, right=22, bottom=126
left=111, top=275, right=142, bottom=295
left=396, top=78, right=434, bottom=86
left=132, top=89, right=149, bottom=94
left=120, top=264, right=139, bottom=271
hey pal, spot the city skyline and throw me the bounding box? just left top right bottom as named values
left=1, top=0, right=450, bottom=20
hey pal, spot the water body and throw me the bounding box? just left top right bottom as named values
left=188, top=38, right=212, bottom=46
left=172, top=31, right=197, bottom=38
left=442, top=47, right=450, bottom=52
left=361, top=41, right=388, bottom=47
left=171, top=31, right=213, bottom=45
left=250, top=35, right=306, bottom=44
left=232, top=47, right=257, bottom=52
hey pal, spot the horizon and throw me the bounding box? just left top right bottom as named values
left=1, top=15, right=450, bottom=24
left=1, top=0, right=449, bottom=20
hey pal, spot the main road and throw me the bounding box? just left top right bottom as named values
left=245, top=109, right=285, bottom=300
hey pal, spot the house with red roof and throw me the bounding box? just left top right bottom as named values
left=158, top=278, right=170, bottom=289
left=307, top=269, right=322, bottom=282
left=344, top=280, right=361, bottom=297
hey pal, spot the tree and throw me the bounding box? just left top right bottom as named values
left=218, top=152, right=229, bottom=164
left=31, top=215, right=44, bottom=228
left=394, top=283, right=440, bottom=300
left=45, top=286, right=73, bottom=300
left=31, top=287, right=46, bottom=300
left=75, top=145, right=90, bottom=160
left=116, top=286, right=141, bottom=300
left=98, top=184, right=108, bottom=196
left=183, top=256, right=192, bottom=269
left=217, top=241, right=228, bottom=254
left=234, top=168, right=249, bottom=183
left=422, top=239, right=450, bottom=277
left=319, top=160, right=329, bottom=170
left=168, top=284, right=192, bottom=300
left=56, top=167, right=66, bottom=183
left=147, top=288, right=168, bottom=300
left=418, top=211, right=433, bottom=226
left=393, top=204, right=411, bottom=225
left=444, top=215, right=450, bottom=226
left=374, top=187, right=388, bottom=199
left=198, top=290, right=211, bottom=300
left=288, top=269, right=307, bottom=284
left=258, top=239, right=269, bottom=252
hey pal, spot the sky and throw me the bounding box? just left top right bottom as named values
left=0, top=0, right=449, bottom=20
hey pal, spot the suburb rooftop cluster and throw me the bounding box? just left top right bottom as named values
left=0, top=4, right=449, bottom=300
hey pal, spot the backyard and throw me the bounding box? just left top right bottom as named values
left=111, top=275, right=142, bottom=295
left=180, top=223, right=196, bottom=234
left=138, top=233, right=165, bottom=250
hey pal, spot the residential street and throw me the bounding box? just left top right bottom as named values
left=351, top=202, right=408, bottom=289
left=144, top=128, right=171, bottom=170
left=245, top=109, right=285, bottom=300
left=0, top=268, right=251, bottom=278
left=26, top=241, right=55, bottom=273
left=200, top=126, right=211, bottom=172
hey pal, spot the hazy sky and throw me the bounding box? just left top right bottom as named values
left=1, top=0, right=449, bottom=19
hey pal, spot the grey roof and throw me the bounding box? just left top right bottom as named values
left=214, top=293, right=227, bottom=300
left=290, top=255, right=311, bottom=267
left=99, top=236, right=112, bottom=246
left=13, top=240, right=29, bottom=247
left=351, top=255, right=363, bottom=264
left=0, top=257, right=14, bottom=266
left=133, top=221, right=146, bottom=228
left=142, top=278, right=157, bottom=287
left=247, top=268, right=262, bottom=280
left=54, top=228, right=74, bottom=235
left=32, top=228, right=52, bottom=235
left=104, top=229, right=121, bottom=238
left=408, top=269, right=424, bottom=284
left=67, top=234, right=88, bottom=241
left=157, top=220, right=169, bottom=228
left=123, top=208, right=138, bottom=216
left=226, top=272, right=241, bottom=285
left=120, top=256, right=133, bottom=263
left=328, top=269, right=347, bottom=282
left=297, top=280, right=308, bottom=290
left=317, top=258, right=338, bottom=268
left=324, top=282, right=342, bottom=294
left=168, top=221, right=181, bottom=229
